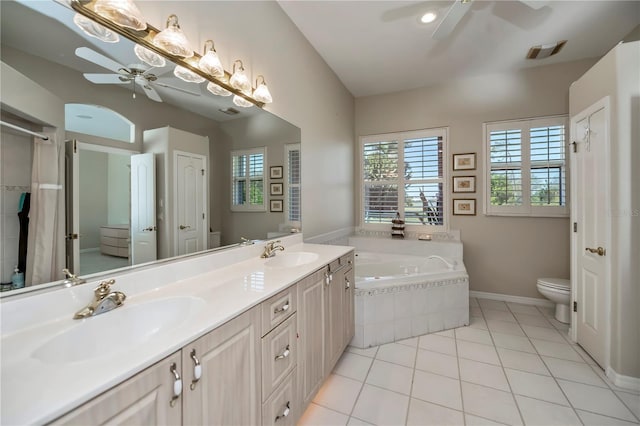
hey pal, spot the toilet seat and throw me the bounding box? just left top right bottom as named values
left=537, top=278, right=570, bottom=291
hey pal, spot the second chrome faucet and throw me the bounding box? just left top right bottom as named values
left=261, top=240, right=285, bottom=258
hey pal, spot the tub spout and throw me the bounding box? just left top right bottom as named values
left=427, top=255, right=457, bottom=270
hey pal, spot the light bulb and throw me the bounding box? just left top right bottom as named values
left=229, top=60, right=251, bottom=94
left=207, top=81, right=232, bottom=97
left=174, top=66, right=205, bottom=83
left=233, top=95, right=253, bottom=108
left=152, top=14, right=193, bottom=58
left=73, top=13, right=120, bottom=43
left=134, top=44, right=166, bottom=68
left=252, top=76, right=272, bottom=104
left=198, top=40, right=224, bottom=78
left=94, top=0, right=146, bottom=31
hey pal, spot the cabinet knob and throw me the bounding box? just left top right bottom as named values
left=190, top=349, right=202, bottom=390
left=345, top=278, right=351, bottom=290
left=274, top=301, right=290, bottom=314
left=169, top=362, right=182, bottom=407
left=275, top=401, right=291, bottom=422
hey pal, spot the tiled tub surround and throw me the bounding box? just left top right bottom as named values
left=348, top=236, right=469, bottom=348
left=0, top=234, right=352, bottom=425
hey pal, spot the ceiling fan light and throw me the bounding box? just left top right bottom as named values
left=199, top=40, right=225, bottom=78
left=73, top=13, right=120, bottom=43
left=206, top=81, right=232, bottom=97
left=134, top=44, right=166, bottom=68
left=173, top=65, right=205, bottom=84
left=229, top=60, right=251, bottom=94
left=232, top=95, right=253, bottom=108
left=253, top=76, right=272, bottom=104
left=94, top=0, right=146, bottom=31
left=152, top=14, right=194, bottom=58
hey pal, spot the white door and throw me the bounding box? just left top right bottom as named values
left=64, top=140, right=80, bottom=273
left=131, top=153, right=157, bottom=265
left=571, top=99, right=609, bottom=368
left=174, top=152, right=206, bottom=256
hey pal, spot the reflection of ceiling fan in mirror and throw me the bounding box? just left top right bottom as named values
left=75, top=47, right=201, bottom=102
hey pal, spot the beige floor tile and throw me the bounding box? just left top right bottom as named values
left=412, top=370, right=462, bottom=411
left=407, top=398, right=464, bottom=426
left=351, top=384, right=409, bottom=426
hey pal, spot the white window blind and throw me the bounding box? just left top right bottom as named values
left=285, top=144, right=301, bottom=226
left=231, top=147, right=266, bottom=211
left=360, top=128, right=448, bottom=230
left=484, top=116, right=568, bottom=217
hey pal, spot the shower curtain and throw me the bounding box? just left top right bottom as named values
left=26, top=129, right=64, bottom=285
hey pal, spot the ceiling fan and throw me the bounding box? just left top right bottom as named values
left=75, top=47, right=201, bottom=102
left=432, top=0, right=549, bottom=40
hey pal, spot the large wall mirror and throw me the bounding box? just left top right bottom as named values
left=0, top=0, right=301, bottom=293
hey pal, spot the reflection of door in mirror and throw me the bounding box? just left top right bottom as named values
left=175, top=152, right=207, bottom=256
left=131, top=153, right=157, bottom=265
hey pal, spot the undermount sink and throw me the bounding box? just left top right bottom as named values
left=32, top=296, right=205, bottom=364
left=264, top=251, right=319, bottom=268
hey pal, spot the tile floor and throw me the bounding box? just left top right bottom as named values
left=298, top=298, right=640, bottom=426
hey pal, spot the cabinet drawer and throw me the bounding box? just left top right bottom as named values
left=261, top=286, right=297, bottom=336
left=100, top=227, right=129, bottom=238
left=262, top=368, right=297, bottom=426
left=262, top=313, right=297, bottom=401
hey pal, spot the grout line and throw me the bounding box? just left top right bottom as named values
left=454, top=329, right=468, bottom=426
left=402, top=334, right=420, bottom=425
left=346, top=348, right=377, bottom=420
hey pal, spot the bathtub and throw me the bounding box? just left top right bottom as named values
left=348, top=236, right=469, bottom=348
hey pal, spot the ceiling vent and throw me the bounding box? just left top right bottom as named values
left=218, top=107, right=240, bottom=115
left=526, top=40, right=567, bottom=59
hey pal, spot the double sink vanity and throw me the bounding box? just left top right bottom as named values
left=0, top=234, right=355, bottom=425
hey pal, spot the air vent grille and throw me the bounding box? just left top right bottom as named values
left=526, top=40, right=567, bottom=59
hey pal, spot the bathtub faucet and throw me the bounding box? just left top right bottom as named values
left=427, top=255, right=457, bottom=270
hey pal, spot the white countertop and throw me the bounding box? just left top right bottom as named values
left=0, top=236, right=352, bottom=425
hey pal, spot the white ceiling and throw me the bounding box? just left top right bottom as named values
left=279, top=1, right=640, bottom=98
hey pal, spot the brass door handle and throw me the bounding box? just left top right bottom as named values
left=585, top=247, right=606, bottom=256
left=142, top=226, right=157, bottom=232
left=179, top=225, right=191, bottom=230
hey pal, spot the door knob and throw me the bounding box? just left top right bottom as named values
left=585, top=247, right=606, bottom=256
left=179, top=225, right=191, bottom=230
left=142, top=226, right=157, bottom=232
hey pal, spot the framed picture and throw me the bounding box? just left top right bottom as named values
left=270, top=166, right=283, bottom=179
left=453, top=153, right=476, bottom=170
left=453, top=199, right=476, bottom=215
left=270, top=182, right=283, bottom=196
left=452, top=176, right=476, bottom=193
left=270, top=199, right=283, bottom=212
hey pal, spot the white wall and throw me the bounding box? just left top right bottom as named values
left=569, top=41, right=639, bottom=381
left=79, top=150, right=108, bottom=250
left=107, top=153, right=130, bottom=225
left=356, top=59, right=597, bottom=300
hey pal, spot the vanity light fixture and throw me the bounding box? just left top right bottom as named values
left=174, top=65, right=206, bottom=83
left=229, top=60, right=251, bottom=94
left=198, top=40, right=224, bottom=78
left=134, top=44, right=166, bottom=68
left=93, top=0, right=146, bottom=31
left=252, top=76, right=273, bottom=104
left=207, top=80, right=232, bottom=97
left=73, top=13, right=120, bottom=43
left=152, top=14, right=193, bottom=58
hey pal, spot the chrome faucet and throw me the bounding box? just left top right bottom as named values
left=261, top=240, right=285, bottom=258
left=62, top=268, right=86, bottom=287
left=73, top=279, right=126, bottom=319
left=240, top=236, right=255, bottom=246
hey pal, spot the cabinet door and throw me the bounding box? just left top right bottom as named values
left=325, top=266, right=345, bottom=373
left=51, top=352, right=182, bottom=425
left=343, top=265, right=355, bottom=348
left=182, top=306, right=261, bottom=426
left=297, top=269, right=326, bottom=408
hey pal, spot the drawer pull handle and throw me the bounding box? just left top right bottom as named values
left=274, top=301, right=290, bottom=314
left=345, top=278, right=351, bottom=290
left=275, top=401, right=291, bottom=422
left=325, top=272, right=333, bottom=285
left=275, top=345, right=291, bottom=360
left=190, top=349, right=202, bottom=390
left=169, top=362, right=182, bottom=407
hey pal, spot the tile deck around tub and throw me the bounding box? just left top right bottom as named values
left=298, top=298, right=640, bottom=426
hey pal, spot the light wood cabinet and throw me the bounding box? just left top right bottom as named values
left=342, top=254, right=355, bottom=348
left=182, top=306, right=261, bottom=426
left=325, top=260, right=345, bottom=372
left=51, top=351, right=182, bottom=425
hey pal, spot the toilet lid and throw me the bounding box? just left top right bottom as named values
left=538, top=278, right=570, bottom=290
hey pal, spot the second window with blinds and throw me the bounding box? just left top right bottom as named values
left=359, top=128, right=449, bottom=231
left=484, top=115, right=569, bottom=217
left=231, top=147, right=266, bottom=211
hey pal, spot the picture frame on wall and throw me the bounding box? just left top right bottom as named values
left=270, top=182, right=283, bottom=196
left=453, top=199, right=476, bottom=215
left=270, top=166, right=283, bottom=179
left=452, top=176, right=476, bottom=193
left=270, top=199, right=283, bottom=212
left=453, top=153, right=476, bottom=170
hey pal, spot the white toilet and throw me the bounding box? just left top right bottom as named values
left=536, top=278, right=571, bottom=324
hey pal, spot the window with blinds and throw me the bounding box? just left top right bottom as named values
left=484, top=116, right=568, bottom=217
left=285, top=144, right=301, bottom=226
left=360, top=128, right=448, bottom=229
left=231, top=147, right=266, bottom=211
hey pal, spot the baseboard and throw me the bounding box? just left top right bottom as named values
left=80, top=247, right=100, bottom=254
left=304, top=227, right=354, bottom=245
left=470, top=290, right=554, bottom=308
left=606, top=366, right=640, bottom=392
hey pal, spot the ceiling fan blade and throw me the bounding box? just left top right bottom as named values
left=135, top=78, right=162, bottom=102
left=75, top=46, right=126, bottom=73
left=432, top=0, right=473, bottom=40
left=519, top=0, right=549, bottom=10
left=154, top=81, right=202, bottom=97
left=83, top=73, right=129, bottom=84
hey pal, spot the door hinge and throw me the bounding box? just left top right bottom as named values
left=201, top=169, right=205, bottom=176
left=202, top=213, right=205, bottom=219
left=573, top=222, right=577, bottom=233
left=570, top=141, right=577, bottom=153
left=573, top=301, right=577, bottom=312
left=73, top=139, right=77, bottom=153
